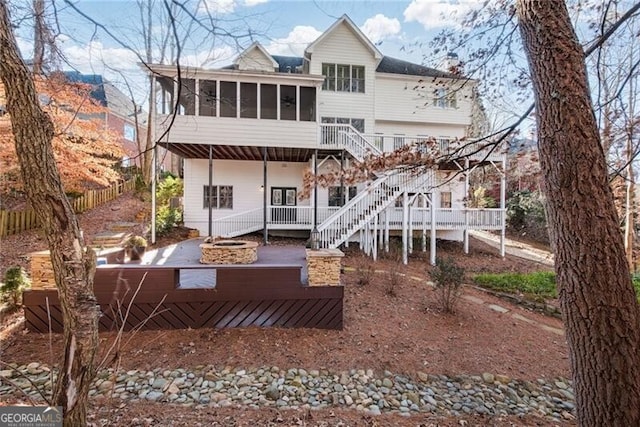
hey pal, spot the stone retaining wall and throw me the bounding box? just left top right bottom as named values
left=306, top=249, right=344, bottom=286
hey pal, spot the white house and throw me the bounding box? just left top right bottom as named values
left=147, top=15, right=506, bottom=264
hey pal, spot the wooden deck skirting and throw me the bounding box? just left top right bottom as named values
left=23, top=264, right=343, bottom=332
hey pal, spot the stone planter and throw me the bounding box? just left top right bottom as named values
left=200, top=240, right=258, bottom=264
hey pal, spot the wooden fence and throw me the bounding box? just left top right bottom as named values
left=0, top=178, right=136, bottom=237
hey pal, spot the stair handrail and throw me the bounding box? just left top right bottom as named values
left=315, top=169, right=435, bottom=248
left=319, top=123, right=382, bottom=161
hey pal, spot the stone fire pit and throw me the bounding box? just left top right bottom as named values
left=199, top=240, right=258, bottom=264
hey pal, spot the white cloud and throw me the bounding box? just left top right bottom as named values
left=404, top=0, right=481, bottom=29
left=198, top=0, right=267, bottom=15
left=361, top=14, right=401, bottom=44
left=62, top=41, right=139, bottom=73
left=266, top=25, right=322, bottom=56
left=181, top=46, right=236, bottom=67
left=244, top=0, right=268, bottom=6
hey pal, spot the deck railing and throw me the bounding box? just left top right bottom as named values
left=319, top=124, right=382, bottom=161
left=385, top=207, right=504, bottom=230
left=361, top=133, right=503, bottom=162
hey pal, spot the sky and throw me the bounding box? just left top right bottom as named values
left=12, top=0, right=484, bottom=104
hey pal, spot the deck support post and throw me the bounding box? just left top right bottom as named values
left=208, top=144, right=213, bottom=237
left=150, top=74, right=157, bottom=244
left=151, top=144, right=157, bottom=244
left=500, top=157, right=506, bottom=257
left=408, top=205, right=413, bottom=254
left=263, top=146, right=268, bottom=245
left=372, top=215, right=378, bottom=261
left=402, top=191, right=408, bottom=265
left=430, top=192, right=437, bottom=266
left=464, top=158, right=470, bottom=254
left=422, top=194, right=427, bottom=252
left=384, top=207, right=390, bottom=253
left=313, top=150, right=318, bottom=229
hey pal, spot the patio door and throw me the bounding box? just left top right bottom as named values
left=271, top=187, right=297, bottom=223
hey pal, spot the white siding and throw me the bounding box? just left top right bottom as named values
left=157, top=115, right=318, bottom=148
left=373, top=121, right=466, bottom=138
left=309, top=23, right=377, bottom=133
left=237, top=48, right=275, bottom=72
left=183, top=159, right=309, bottom=233
left=374, top=75, right=473, bottom=126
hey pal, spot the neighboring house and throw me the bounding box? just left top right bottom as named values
left=147, top=15, right=507, bottom=263
left=63, top=72, right=177, bottom=173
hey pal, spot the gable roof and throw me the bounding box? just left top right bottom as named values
left=234, top=41, right=279, bottom=69
left=272, top=55, right=304, bottom=73
left=63, top=71, right=146, bottom=122
left=305, top=14, right=382, bottom=60
left=376, top=56, right=459, bottom=79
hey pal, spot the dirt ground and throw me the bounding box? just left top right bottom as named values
left=0, top=192, right=568, bottom=425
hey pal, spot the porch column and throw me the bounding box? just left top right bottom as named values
left=500, top=158, right=506, bottom=257
left=208, top=145, right=213, bottom=237
left=402, top=191, right=408, bottom=265
left=422, top=194, right=427, bottom=252
left=151, top=140, right=157, bottom=244
left=313, top=149, right=318, bottom=230
left=150, top=75, right=157, bottom=244
left=195, top=79, right=200, bottom=116
left=384, top=207, right=390, bottom=253
left=464, top=158, right=470, bottom=254
left=263, top=146, right=268, bottom=245
left=408, top=205, right=413, bottom=254
left=372, top=215, right=378, bottom=261
left=430, top=192, right=437, bottom=266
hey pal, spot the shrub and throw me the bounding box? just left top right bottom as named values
left=385, top=252, right=403, bottom=297
left=1, top=266, right=31, bottom=306
left=155, top=206, right=182, bottom=236
left=156, top=176, right=183, bottom=206
left=355, top=256, right=374, bottom=287
left=506, top=190, right=548, bottom=243
left=124, top=235, right=148, bottom=248
left=430, top=257, right=465, bottom=313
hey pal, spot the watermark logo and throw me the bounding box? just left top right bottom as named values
left=0, top=406, right=62, bottom=427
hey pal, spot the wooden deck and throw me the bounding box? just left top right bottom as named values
left=23, top=245, right=343, bottom=332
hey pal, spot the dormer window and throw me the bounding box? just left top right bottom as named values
left=322, top=63, right=365, bottom=93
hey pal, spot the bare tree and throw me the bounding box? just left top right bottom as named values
left=517, top=1, right=640, bottom=425
left=0, top=2, right=99, bottom=425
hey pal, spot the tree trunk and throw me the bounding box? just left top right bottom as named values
left=0, top=3, right=100, bottom=426
left=516, top=1, right=640, bottom=426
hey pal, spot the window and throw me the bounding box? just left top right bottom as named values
left=199, top=80, right=217, bottom=117
left=240, top=82, right=257, bottom=118
left=322, top=117, right=365, bottom=132
left=280, top=85, right=296, bottom=121
left=440, top=192, right=452, bottom=209
left=328, top=186, right=357, bottom=207
left=260, top=84, right=277, bottom=119
left=177, top=78, right=196, bottom=115
left=322, top=63, right=365, bottom=93
left=219, top=81, right=237, bottom=117
left=123, top=124, right=135, bottom=141
left=203, top=185, right=233, bottom=209
left=433, top=87, right=457, bottom=108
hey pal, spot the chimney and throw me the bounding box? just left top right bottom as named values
left=444, top=52, right=460, bottom=73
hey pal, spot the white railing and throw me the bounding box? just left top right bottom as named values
left=210, top=206, right=343, bottom=236
left=385, top=208, right=504, bottom=230
left=210, top=208, right=263, bottom=238
left=316, top=170, right=435, bottom=248
left=362, top=133, right=503, bottom=161
left=319, top=124, right=382, bottom=161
